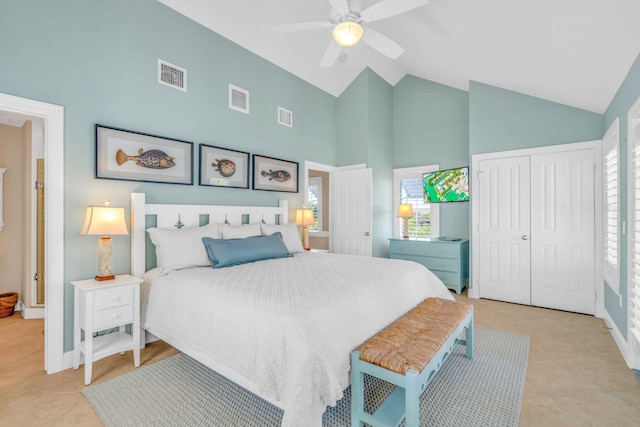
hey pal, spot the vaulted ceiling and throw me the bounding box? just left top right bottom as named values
left=162, top=0, right=640, bottom=114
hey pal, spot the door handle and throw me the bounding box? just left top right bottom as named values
left=521, top=235, right=529, bottom=240
left=365, top=232, right=371, bottom=237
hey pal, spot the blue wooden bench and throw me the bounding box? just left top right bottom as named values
left=350, top=297, right=473, bottom=427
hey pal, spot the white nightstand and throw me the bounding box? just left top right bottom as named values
left=71, top=274, right=143, bottom=385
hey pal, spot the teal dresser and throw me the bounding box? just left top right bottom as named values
left=389, top=238, right=469, bottom=294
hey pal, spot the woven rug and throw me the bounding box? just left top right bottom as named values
left=82, top=327, right=529, bottom=427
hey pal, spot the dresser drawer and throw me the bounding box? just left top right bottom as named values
left=94, top=287, right=134, bottom=310
left=432, top=270, right=462, bottom=287
left=394, top=254, right=459, bottom=273
left=390, top=241, right=459, bottom=258
left=94, top=305, right=133, bottom=330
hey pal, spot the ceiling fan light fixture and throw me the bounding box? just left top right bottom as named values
left=333, top=21, right=363, bottom=47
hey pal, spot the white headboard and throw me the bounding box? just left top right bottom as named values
left=130, top=192, right=289, bottom=277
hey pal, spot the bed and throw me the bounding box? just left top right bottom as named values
left=130, top=192, right=453, bottom=427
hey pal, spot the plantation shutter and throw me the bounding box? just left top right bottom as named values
left=629, top=107, right=640, bottom=345
left=603, top=119, right=620, bottom=293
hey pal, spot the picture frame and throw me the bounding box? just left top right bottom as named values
left=95, top=124, right=193, bottom=185
left=199, top=144, right=250, bottom=189
left=252, top=154, right=298, bottom=193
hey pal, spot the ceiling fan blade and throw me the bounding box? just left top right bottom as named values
left=320, top=41, right=342, bottom=67
left=362, top=28, right=405, bottom=59
left=360, top=0, right=429, bottom=23
left=328, top=0, right=350, bottom=16
left=272, top=21, right=333, bottom=32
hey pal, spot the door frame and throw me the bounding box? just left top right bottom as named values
left=0, top=93, right=65, bottom=373
left=470, top=140, right=603, bottom=317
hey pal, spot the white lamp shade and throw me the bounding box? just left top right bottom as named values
left=397, top=204, right=413, bottom=218
left=296, top=209, right=315, bottom=226
left=81, top=206, right=128, bottom=236
left=333, top=21, right=364, bottom=47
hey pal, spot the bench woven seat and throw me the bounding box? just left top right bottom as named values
left=357, top=297, right=473, bottom=375
left=351, top=297, right=473, bottom=427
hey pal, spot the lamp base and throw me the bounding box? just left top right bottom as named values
left=96, top=236, right=115, bottom=282
left=301, top=226, right=309, bottom=250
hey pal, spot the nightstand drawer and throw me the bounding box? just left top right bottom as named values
left=95, top=287, right=134, bottom=310
left=94, top=305, right=133, bottom=330
left=390, top=241, right=458, bottom=258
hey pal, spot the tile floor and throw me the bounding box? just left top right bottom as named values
left=1, top=291, right=639, bottom=426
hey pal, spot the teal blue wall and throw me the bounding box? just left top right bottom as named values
left=393, top=75, right=470, bottom=239
left=603, top=52, right=640, bottom=339
left=469, top=81, right=603, bottom=155
left=1, top=0, right=337, bottom=351
left=336, top=69, right=394, bottom=257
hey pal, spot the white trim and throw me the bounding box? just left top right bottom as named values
left=470, top=140, right=603, bottom=319
left=0, top=93, right=65, bottom=374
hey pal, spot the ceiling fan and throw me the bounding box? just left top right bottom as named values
left=272, top=0, right=429, bottom=67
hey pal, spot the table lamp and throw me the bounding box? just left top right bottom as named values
left=81, top=201, right=128, bottom=281
left=296, top=208, right=315, bottom=250
left=397, top=204, right=413, bottom=239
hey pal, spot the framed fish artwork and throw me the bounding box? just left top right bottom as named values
left=199, top=144, right=250, bottom=189
left=95, top=124, right=193, bottom=185
left=252, top=154, right=298, bottom=193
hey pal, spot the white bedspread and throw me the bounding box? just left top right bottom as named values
left=141, top=252, right=453, bottom=427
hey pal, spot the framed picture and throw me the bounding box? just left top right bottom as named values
left=199, top=144, right=250, bottom=189
left=252, top=154, right=298, bottom=193
left=95, top=124, right=193, bottom=185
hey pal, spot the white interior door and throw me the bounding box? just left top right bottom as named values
left=530, top=149, right=595, bottom=314
left=477, top=156, right=531, bottom=304
left=332, top=167, right=372, bottom=256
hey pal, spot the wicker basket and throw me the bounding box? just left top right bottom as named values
left=0, top=292, right=18, bottom=318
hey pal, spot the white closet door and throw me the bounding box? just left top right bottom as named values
left=478, top=156, right=531, bottom=304
left=530, top=149, right=595, bottom=314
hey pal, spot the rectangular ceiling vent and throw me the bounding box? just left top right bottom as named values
left=229, top=84, right=249, bottom=114
left=277, top=107, right=293, bottom=127
left=158, top=59, right=187, bottom=92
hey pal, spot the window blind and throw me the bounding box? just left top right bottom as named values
left=603, top=119, right=620, bottom=293
left=629, top=110, right=640, bottom=344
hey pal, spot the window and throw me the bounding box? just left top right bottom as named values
left=393, top=166, right=440, bottom=238
left=628, top=99, right=640, bottom=352
left=307, top=176, right=322, bottom=231
left=603, top=118, right=620, bottom=293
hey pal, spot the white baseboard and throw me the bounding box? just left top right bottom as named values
left=603, top=310, right=630, bottom=368
left=17, top=300, right=45, bottom=319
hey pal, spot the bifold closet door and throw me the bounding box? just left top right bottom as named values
left=477, top=156, right=531, bottom=305
left=530, top=149, right=595, bottom=315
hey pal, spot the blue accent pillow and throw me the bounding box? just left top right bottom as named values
left=202, top=232, right=292, bottom=268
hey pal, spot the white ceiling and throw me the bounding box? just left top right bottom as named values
left=169, top=0, right=637, bottom=113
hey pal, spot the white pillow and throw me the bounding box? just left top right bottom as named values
left=221, top=222, right=262, bottom=239
left=260, top=222, right=304, bottom=253
left=147, top=222, right=220, bottom=274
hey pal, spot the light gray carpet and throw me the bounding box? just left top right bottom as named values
left=82, top=327, right=529, bottom=427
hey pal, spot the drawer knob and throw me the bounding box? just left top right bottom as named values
left=112, top=296, right=120, bottom=301
left=112, top=314, right=120, bottom=319
left=442, top=263, right=448, bottom=267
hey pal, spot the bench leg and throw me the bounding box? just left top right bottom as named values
left=405, top=369, right=420, bottom=427
left=350, top=351, right=365, bottom=427
left=466, top=314, right=474, bottom=360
